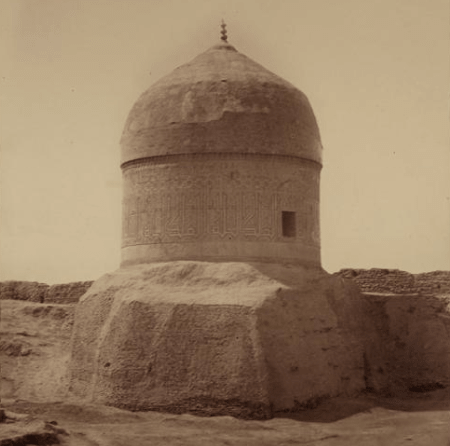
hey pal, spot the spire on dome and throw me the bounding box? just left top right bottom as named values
left=220, top=20, right=228, bottom=42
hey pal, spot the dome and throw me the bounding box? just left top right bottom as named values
left=120, top=39, right=323, bottom=268
left=121, top=41, right=322, bottom=165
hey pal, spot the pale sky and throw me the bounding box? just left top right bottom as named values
left=1, top=0, right=449, bottom=284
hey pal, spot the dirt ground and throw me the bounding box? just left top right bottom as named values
left=1, top=298, right=450, bottom=445
left=1, top=390, right=450, bottom=446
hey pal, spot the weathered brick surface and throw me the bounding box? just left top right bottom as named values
left=414, top=271, right=450, bottom=295
left=0, top=281, right=48, bottom=303
left=45, top=282, right=93, bottom=304
left=359, top=292, right=450, bottom=394
left=337, top=268, right=450, bottom=295
left=0, top=281, right=93, bottom=304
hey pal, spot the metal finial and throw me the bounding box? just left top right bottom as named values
left=220, top=20, right=228, bottom=42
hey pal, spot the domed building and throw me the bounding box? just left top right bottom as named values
left=69, top=29, right=365, bottom=419
left=120, top=35, right=322, bottom=267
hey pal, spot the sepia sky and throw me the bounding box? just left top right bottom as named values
left=1, top=0, right=449, bottom=283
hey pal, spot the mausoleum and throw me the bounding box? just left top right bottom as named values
left=69, top=27, right=365, bottom=418
left=120, top=34, right=322, bottom=267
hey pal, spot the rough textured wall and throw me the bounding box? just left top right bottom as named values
left=1, top=300, right=75, bottom=401
left=414, top=271, right=450, bottom=295
left=122, top=155, right=320, bottom=266
left=45, top=282, right=94, bottom=304
left=338, top=268, right=450, bottom=295
left=336, top=269, right=450, bottom=394
left=0, top=281, right=93, bottom=304
left=0, top=281, right=48, bottom=303
left=69, top=262, right=365, bottom=418
left=360, top=292, right=450, bottom=394
left=2, top=267, right=449, bottom=415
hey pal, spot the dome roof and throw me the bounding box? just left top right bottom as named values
left=121, top=41, right=322, bottom=165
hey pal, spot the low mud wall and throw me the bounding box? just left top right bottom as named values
left=0, top=281, right=93, bottom=304
left=2, top=269, right=449, bottom=305
left=338, top=269, right=450, bottom=295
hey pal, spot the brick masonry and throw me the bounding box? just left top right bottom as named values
left=337, top=268, right=450, bottom=295
left=0, top=281, right=93, bottom=304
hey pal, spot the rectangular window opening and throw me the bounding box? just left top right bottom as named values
left=282, top=211, right=296, bottom=238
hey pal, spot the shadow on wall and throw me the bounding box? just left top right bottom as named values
left=252, top=264, right=450, bottom=422
left=337, top=268, right=450, bottom=397
left=360, top=291, right=450, bottom=396
left=274, top=288, right=450, bottom=422
left=252, top=264, right=450, bottom=401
